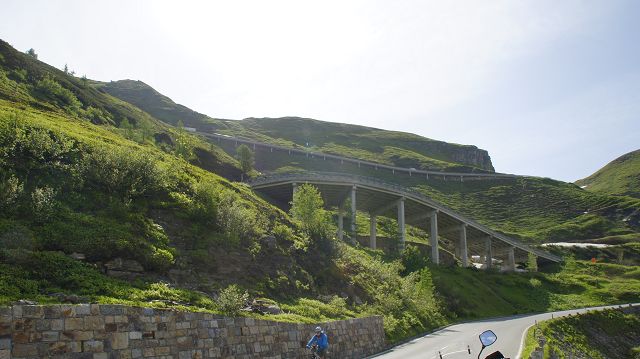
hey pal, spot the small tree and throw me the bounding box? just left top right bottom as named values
left=119, top=118, right=134, bottom=139
left=527, top=252, right=538, bottom=272
left=174, top=120, right=194, bottom=161
left=26, top=48, right=38, bottom=59
left=63, top=64, right=69, bottom=74
left=290, top=184, right=331, bottom=239
left=236, top=144, right=254, bottom=181
left=217, top=284, right=249, bottom=316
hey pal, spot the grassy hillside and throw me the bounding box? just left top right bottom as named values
left=211, top=138, right=640, bottom=244
left=97, top=80, right=495, bottom=172
left=98, top=75, right=640, bottom=244
left=522, top=307, right=640, bottom=359
left=576, top=149, right=640, bottom=199
left=1, top=39, right=639, bottom=346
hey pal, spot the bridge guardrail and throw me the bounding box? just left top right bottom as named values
left=250, top=172, right=562, bottom=262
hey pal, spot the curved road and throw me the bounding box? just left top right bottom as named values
left=368, top=304, right=638, bottom=359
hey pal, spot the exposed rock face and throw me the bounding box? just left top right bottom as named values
left=449, top=147, right=494, bottom=171
left=103, top=258, right=144, bottom=280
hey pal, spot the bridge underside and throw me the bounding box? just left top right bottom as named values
left=251, top=175, right=561, bottom=269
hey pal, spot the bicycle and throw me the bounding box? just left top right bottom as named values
left=308, top=344, right=323, bottom=359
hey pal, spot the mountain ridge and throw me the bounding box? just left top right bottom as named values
left=576, top=148, right=640, bottom=199
left=99, top=79, right=496, bottom=172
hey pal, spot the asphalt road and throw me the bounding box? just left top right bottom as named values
left=369, top=304, right=638, bottom=359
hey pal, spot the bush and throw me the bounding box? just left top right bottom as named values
left=217, top=284, right=249, bottom=316
left=81, top=146, right=165, bottom=204
left=289, top=184, right=332, bottom=240
left=83, top=106, right=114, bottom=125
left=0, top=121, right=79, bottom=185
left=33, top=75, right=82, bottom=113
left=217, top=190, right=263, bottom=243
left=401, top=244, right=429, bottom=274
left=0, top=174, right=23, bottom=210
left=30, top=186, right=56, bottom=222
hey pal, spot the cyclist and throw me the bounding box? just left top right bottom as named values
left=306, top=326, right=329, bottom=358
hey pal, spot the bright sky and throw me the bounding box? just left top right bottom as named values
left=2, top=0, right=639, bottom=181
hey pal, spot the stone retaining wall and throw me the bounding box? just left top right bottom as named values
left=0, top=304, right=385, bottom=359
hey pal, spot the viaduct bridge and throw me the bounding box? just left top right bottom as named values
left=250, top=172, right=561, bottom=269
left=199, top=131, right=520, bottom=181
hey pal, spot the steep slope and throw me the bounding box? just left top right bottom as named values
left=576, top=149, right=640, bottom=199
left=95, top=73, right=640, bottom=244
left=1, top=38, right=639, bottom=345
left=98, top=79, right=211, bottom=127
left=0, top=39, right=452, bottom=341
left=97, top=80, right=495, bottom=172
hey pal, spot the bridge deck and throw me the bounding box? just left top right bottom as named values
left=250, top=172, right=561, bottom=265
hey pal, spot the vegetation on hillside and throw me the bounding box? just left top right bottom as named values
left=576, top=149, right=640, bottom=199
left=1, top=38, right=639, bottom=349
left=94, top=80, right=496, bottom=172
left=522, top=307, right=640, bottom=359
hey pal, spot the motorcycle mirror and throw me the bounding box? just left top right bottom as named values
left=479, top=330, right=497, bottom=347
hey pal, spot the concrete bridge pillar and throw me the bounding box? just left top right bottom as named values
left=397, top=198, right=405, bottom=251
left=370, top=215, right=377, bottom=249
left=506, top=246, right=516, bottom=271
left=459, top=224, right=468, bottom=267
left=484, top=236, right=493, bottom=269
left=429, top=210, right=439, bottom=264
left=292, top=182, right=298, bottom=196
left=337, top=206, right=344, bottom=240
left=350, top=185, right=357, bottom=242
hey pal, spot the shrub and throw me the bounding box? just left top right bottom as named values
left=33, top=75, right=82, bottom=113
left=217, top=284, right=249, bottom=316
left=401, top=244, right=429, bottom=274
left=0, top=174, right=23, bottom=210
left=83, top=106, right=114, bottom=125
left=30, top=186, right=56, bottom=222
left=81, top=146, right=165, bottom=204
left=0, top=121, right=79, bottom=184
left=289, top=184, right=331, bottom=240
left=217, top=190, right=263, bottom=243
left=190, top=180, right=222, bottom=225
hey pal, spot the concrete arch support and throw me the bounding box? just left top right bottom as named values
left=459, top=224, right=468, bottom=267
left=397, top=198, right=405, bottom=252
left=484, top=236, right=493, bottom=269
left=350, top=185, right=357, bottom=241
left=370, top=215, right=377, bottom=249
left=429, top=210, right=439, bottom=265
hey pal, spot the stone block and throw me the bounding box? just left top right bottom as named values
left=109, top=332, right=129, bottom=350
left=99, top=305, right=124, bottom=316
left=0, top=349, right=9, bottom=359
left=129, top=331, right=142, bottom=340
left=84, top=316, right=105, bottom=330
left=65, top=317, right=84, bottom=330
left=42, top=331, right=60, bottom=342
left=61, top=330, right=93, bottom=341
left=12, top=306, right=22, bottom=319
left=0, top=339, right=9, bottom=350
left=93, top=353, right=109, bottom=359
left=82, top=339, right=104, bottom=352
left=22, top=306, right=44, bottom=319
left=131, top=348, right=143, bottom=358
left=51, top=318, right=64, bottom=331
left=12, top=343, right=38, bottom=357
left=75, top=304, right=91, bottom=316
